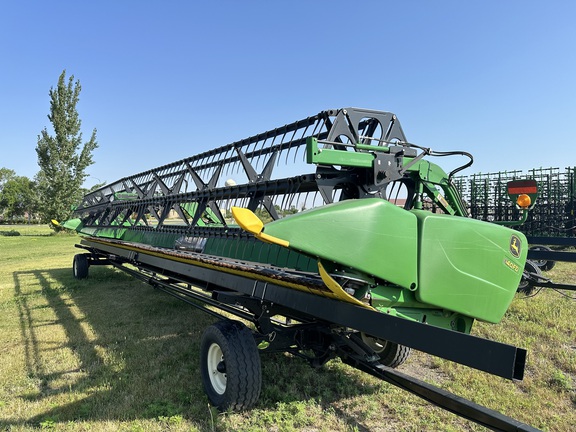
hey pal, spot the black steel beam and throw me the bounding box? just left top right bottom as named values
left=527, top=236, right=576, bottom=246
left=528, top=249, right=576, bottom=263
left=249, top=275, right=526, bottom=381
left=532, top=281, right=576, bottom=291
left=352, top=361, right=539, bottom=432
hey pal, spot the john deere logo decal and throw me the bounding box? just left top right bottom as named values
left=510, top=235, right=521, bottom=258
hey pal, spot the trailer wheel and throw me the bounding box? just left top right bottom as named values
left=529, top=245, right=556, bottom=271
left=361, top=333, right=411, bottom=368
left=200, top=320, right=261, bottom=411
left=517, top=260, right=542, bottom=294
left=73, top=254, right=89, bottom=279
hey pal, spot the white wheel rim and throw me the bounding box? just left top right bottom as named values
left=361, top=333, right=387, bottom=354
left=207, top=343, right=226, bottom=395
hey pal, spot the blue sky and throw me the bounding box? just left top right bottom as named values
left=1, top=1, right=575, bottom=188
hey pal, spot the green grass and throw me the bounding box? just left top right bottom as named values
left=0, top=225, right=574, bottom=431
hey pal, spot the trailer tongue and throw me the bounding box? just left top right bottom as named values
left=63, top=108, right=538, bottom=430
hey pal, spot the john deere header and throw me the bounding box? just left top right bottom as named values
left=61, top=107, right=528, bottom=332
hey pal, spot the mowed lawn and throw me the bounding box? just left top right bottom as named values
left=0, top=225, right=574, bottom=431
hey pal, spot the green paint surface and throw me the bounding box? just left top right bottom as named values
left=412, top=210, right=527, bottom=323
left=264, top=198, right=419, bottom=290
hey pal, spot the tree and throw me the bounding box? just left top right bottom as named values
left=0, top=175, right=37, bottom=221
left=0, top=168, right=16, bottom=189
left=36, top=70, right=98, bottom=225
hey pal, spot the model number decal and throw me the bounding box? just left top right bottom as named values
left=504, top=258, right=520, bottom=273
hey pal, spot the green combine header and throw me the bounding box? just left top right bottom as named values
left=60, top=108, right=540, bottom=431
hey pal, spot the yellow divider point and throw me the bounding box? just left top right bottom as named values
left=231, top=207, right=290, bottom=248
left=318, top=261, right=374, bottom=310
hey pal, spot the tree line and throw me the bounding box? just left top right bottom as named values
left=0, top=70, right=99, bottom=226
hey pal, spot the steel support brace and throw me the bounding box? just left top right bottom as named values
left=352, top=361, right=539, bottom=432
left=247, top=275, right=526, bottom=381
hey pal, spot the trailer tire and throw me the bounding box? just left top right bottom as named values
left=529, top=245, right=556, bottom=271
left=73, top=254, right=89, bottom=279
left=517, top=260, right=542, bottom=294
left=361, top=333, right=411, bottom=368
left=200, top=320, right=261, bottom=411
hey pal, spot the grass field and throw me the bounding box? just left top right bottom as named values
left=0, top=225, right=574, bottom=431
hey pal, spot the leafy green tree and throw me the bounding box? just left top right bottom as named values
left=0, top=168, right=16, bottom=189
left=36, top=70, right=98, bottom=225
left=0, top=168, right=16, bottom=219
left=0, top=175, right=37, bottom=221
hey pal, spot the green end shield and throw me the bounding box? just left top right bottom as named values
left=412, top=210, right=527, bottom=323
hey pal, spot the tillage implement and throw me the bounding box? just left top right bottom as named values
left=59, top=108, right=540, bottom=431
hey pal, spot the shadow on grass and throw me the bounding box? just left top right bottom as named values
left=0, top=224, right=55, bottom=237
left=4, top=264, right=380, bottom=430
